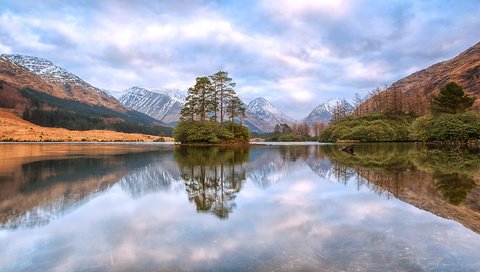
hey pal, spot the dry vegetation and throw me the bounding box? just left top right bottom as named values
left=0, top=108, right=173, bottom=142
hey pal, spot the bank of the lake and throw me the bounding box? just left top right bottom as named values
left=0, top=109, right=172, bottom=142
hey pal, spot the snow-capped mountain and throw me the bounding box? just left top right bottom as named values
left=1, top=54, right=125, bottom=111
left=302, top=99, right=354, bottom=126
left=3, top=54, right=107, bottom=94
left=119, top=86, right=186, bottom=124
left=245, top=97, right=296, bottom=132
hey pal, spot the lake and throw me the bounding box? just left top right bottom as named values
left=1, top=143, right=479, bottom=271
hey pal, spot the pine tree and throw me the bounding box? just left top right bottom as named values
left=211, top=71, right=236, bottom=123
left=431, top=82, right=475, bottom=114
left=180, top=94, right=195, bottom=121
left=226, top=96, right=246, bottom=123
left=190, top=77, right=214, bottom=121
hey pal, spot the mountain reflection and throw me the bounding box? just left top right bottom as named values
left=174, top=146, right=249, bottom=219
left=1, top=143, right=480, bottom=233
left=0, top=144, right=174, bottom=229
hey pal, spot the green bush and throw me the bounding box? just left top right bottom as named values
left=277, top=134, right=306, bottom=142
left=410, top=112, right=480, bottom=141
left=319, top=113, right=411, bottom=142
left=173, top=121, right=249, bottom=144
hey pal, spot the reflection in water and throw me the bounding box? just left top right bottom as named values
left=0, top=145, right=175, bottom=229
left=321, top=143, right=480, bottom=233
left=434, top=172, right=476, bottom=205
left=174, top=146, right=249, bottom=219
left=1, top=143, right=480, bottom=271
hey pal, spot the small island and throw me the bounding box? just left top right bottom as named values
left=173, top=71, right=250, bottom=144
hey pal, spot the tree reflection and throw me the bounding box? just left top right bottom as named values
left=174, top=146, right=249, bottom=219
left=433, top=172, right=476, bottom=205
left=319, top=143, right=480, bottom=233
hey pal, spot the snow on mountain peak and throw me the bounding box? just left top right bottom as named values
left=302, top=98, right=354, bottom=125
left=2, top=54, right=83, bottom=83
left=119, top=86, right=186, bottom=124
left=246, top=97, right=296, bottom=129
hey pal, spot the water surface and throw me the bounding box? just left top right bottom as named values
left=1, top=143, right=479, bottom=271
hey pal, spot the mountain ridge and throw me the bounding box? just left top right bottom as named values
left=0, top=54, right=172, bottom=135
left=358, top=41, right=480, bottom=114
left=2, top=54, right=125, bottom=112
left=119, top=87, right=185, bottom=124
left=302, top=98, right=354, bottom=126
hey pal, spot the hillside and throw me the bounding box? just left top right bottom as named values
left=0, top=108, right=172, bottom=142
left=389, top=42, right=480, bottom=99
left=0, top=55, right=172, bottom=136
left=119, top=87, right=185, bottom=124
left=2, top=54, right=126, bottom=112
left=245, top=97, right=296, bottom=132
left=303, top=99, right=354, bottom=126
left=358, top=41, right=480, bottom=115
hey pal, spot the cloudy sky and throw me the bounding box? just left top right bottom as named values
left=1, top=0, right=479, bottom=118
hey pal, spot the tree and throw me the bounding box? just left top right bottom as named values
left=274, top=123, right=292, bottom=135
left=177, top=71, right=250, bottom=143
left=431, top=82, right=475, bottom=114
left=226, top=96, right=246, bottom=123
left=180, top=94, right=195, bottom=121
left=210, top=71, right=236, bottom=123
left=353, top=93, right=363, bottom=116
left=330, top=99, right=351, bottom=123
left=312, top=122, right=325, bottom=137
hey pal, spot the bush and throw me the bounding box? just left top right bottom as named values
left=410, top=112, right=480, bottom=141
left=277, top=134, right=306, bottom=142
left=319, top=113, right=411, bottom=142
left=173, top=121, right=249, bottom=144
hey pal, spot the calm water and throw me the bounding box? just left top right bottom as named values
left=1, top=143, right=479, bottom=271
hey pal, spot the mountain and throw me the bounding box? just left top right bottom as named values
left=1, top=54, right=124, bottom=111
left=245, top=97, right=296, bottom=132
left=119, top=86, right=185, bottom=124
left=302, top=99, right=354, bottom=126
left=390, top=41, right=480, bottom=99
left=359, top=41, right=480, bottom=114
left=0, top=54, right=171, bottom=135
left=118, top=90, right=295, bottom=132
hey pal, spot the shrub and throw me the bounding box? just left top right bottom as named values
left=154, top=137, right=165, bottom=142
left=173, top=121, right=249, bottom=144
left=319, top=113, right=411, bottom=142
left=410, top=112, right=480, bottom=141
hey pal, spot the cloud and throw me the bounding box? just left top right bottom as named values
left=1, top=0, right=479, bottom=118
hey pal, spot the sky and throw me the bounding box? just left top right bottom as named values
left=1, top=0, right=479, bottom=119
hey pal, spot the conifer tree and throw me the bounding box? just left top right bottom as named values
left=431, top=82, right=475, bottom=114
left=188, top=76, right=214, bottom=121
left=211, top=71, right=236, bottom=123
left=226, top=96, right=246, bottom=123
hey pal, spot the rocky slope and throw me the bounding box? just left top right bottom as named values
left=303, top=99, right=354, bottom=126
left=119, top=87, right=185, bottom=124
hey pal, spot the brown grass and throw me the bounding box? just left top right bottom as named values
left=0, top=108, right=174, bottom=142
